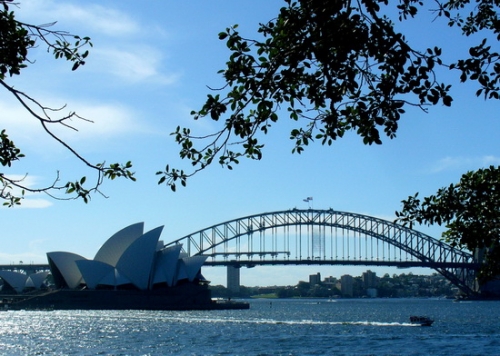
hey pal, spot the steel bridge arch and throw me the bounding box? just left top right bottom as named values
left=165, top=209, right=480, bottom=295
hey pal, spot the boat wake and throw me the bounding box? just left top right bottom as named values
left=165, top=316, right=417, bottom=327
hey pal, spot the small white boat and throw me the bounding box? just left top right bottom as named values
left=410, top=316, right=434, bottom=326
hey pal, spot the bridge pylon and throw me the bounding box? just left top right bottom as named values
left=227, top=265, right=241, bottom=293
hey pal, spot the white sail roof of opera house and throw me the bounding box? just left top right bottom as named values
left=47, top=251, right=87, bottom=289
left=26, top=271, right=50, bottom=289
left=0, top=270, right=28, bottom=293
left=93, top=222, right=145, bottom=267
left=152, top=244, right=183, bottom=286
left=75, top=259, right=130, bottom=290
left=115, top=226, right=164, bottom=290
left=0, top=270, right=49, bottom=293
left=46, top=223, right=208, bottom=291
left=177, top=256, right=209, bottom=282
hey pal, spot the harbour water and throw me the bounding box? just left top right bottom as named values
left=0, top=298, right=499, bottom=355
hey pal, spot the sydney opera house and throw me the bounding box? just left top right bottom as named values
left=0, top=223, right=247, bottom=310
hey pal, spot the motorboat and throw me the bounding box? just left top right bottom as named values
left=409, top=315, right=434, bottom=326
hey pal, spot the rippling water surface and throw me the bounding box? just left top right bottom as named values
left=1, top=298, right=499, bottom=355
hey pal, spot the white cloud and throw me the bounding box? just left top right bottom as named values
left=58, top=5, right=140, bottom=37
left=0, top=98, right=38, bottom=138
left=17, top=1, right=141, bottom=37
left=0, top=97, right=145, bottom=145
left=91, top=47, right=180, bottom=84
left=13, top=1, right=178, bottom=85
left=430, top=156, right=500, bottom=173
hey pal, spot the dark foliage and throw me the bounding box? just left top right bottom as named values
left=160, top=0, right=499, bottom=190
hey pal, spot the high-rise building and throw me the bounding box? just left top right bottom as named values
left=340, top=274, right=354, bottom=297
left=309, top=272, right=321, bottom=286
left=362, top=270, right=378, bottom=289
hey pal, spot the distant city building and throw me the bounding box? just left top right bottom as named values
left=340, top=274, right=354, bottom=297
left=322, top=275, right=337, bottom=290
left=323, top=276, right=337, bottom=283
left=227, top=265, right=240, bottom=293
left=362, top=270, right=378, bottom=289
left=309, top=273, right=321, bottom=286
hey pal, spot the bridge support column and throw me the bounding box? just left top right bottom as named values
left=227, top=265, right=240, bottom=294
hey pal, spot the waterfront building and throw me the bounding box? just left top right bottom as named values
left=322, top=275, right=338, bottom=291
left=309, top=273, right=321, bottom=286
left=362, top=270, right=378, bottom=289
left=0, top=223, right=208, bottom=293
left=340, top=274, right=354, bottom=297
left=1, top=223, right=252, bottom=311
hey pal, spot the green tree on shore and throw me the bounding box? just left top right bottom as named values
left=396, top=166, right=500, bottom=282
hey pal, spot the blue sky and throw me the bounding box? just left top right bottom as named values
left=1, top=1, right=499, bottom=287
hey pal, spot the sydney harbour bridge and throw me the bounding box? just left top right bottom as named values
left=164, top=209, right=481, bottom=296
left=1, top=209, right=482, bottom=296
